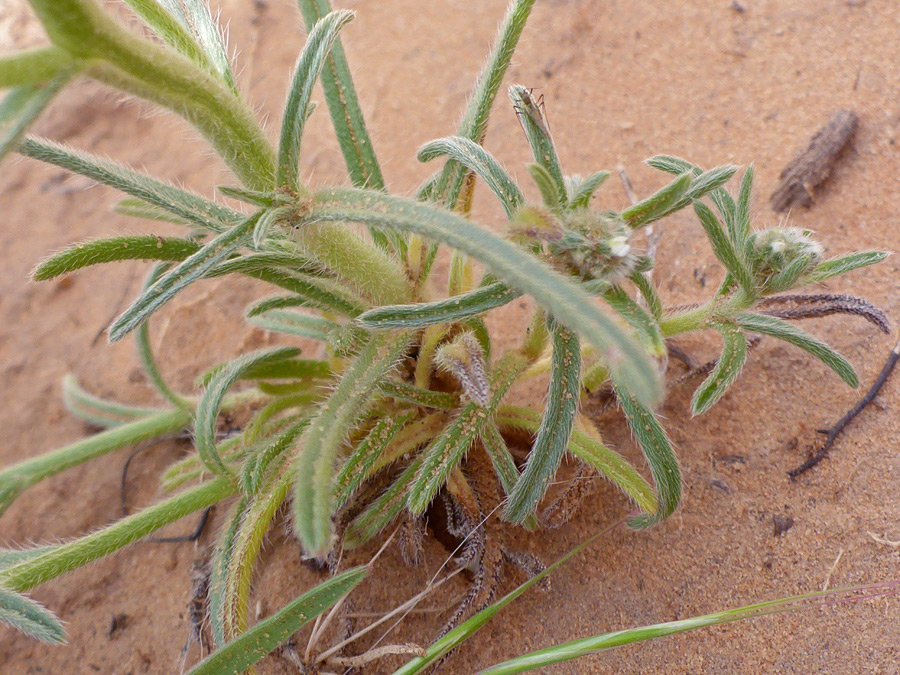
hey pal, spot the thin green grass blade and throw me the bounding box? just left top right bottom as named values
left=0, top=477, right=235, bottom=592
left=196, top=347, right=300, bottom=477
left=0, top=47, right=74, bottom=89
left=407, top=354, right=526, bottom=514
left=690, top=322, right=748, bottom=415
left=620, top=172, right=691, bottom=228
left=475, top=585, right=900, bottom=674
left=693, top=200, right=754, bottom=294
left=333, top=412, right=416, bottom=509
left=390, top=517, right=626, bottom=675
left=277, top=9, right=355, bottom=191
left=108, top=212, right=259, bottom=341
left=418, top=136, right=524, bottom=218
left=293, top=331, right=412, bottom=556
left=0, top=75, right=71, bottom=162
left=247, top=309, right=340, bottom=343
left=616, top=391, right=681, bottom=529
left=805, top=251, right=890, bottom=283
left=188, top=566, right=367, bottom=675
left=567, top=171, right=610, bottom=210
left=504, top=325, right=580, bottom=523
left=155, top=0, right=236, bottom=90
left=357, top=281, right=521, bottom=330
left=308, top=188, right=663, bottom=408
left=18, top=137, right=244, bottom=232
left=32, top=236, right=201, bottom=281
left=509, top=84, right=566, bottom=207
left=0, top=587, right=66, bottom=644
left=735, top=312, right=858, bottom=387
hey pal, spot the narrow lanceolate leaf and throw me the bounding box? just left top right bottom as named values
left=333, top=412, right=416, bottom=509
left=616, top=391, right=681, bottom=529
left=121, top=0, right=218, bottom=79
left=197, top=354, right=330, bottom=388
left=735, top=313, right=858, bottom=387
left=505, top=326, right=580, bottom=523
left=344, top=457, right=421, bottom=548
left=480, top=419, right=538, bottom=530
left=293, top=332, right=412, bottom=556
left=155, top=0, right=237, bottom=89
left=114, top=198, right=191, bottom=225
left=358, top=281, right=521, bottom=329
left=0, top=478, right=235, bottom=592
left=18, top=138, right=244, bottom=232
left=764, top=254, right=814, bottom=293
left=691, top=323, right=748, bottom=415
left=278, top=10, right=355, bottom=191
left=297, top=0, right=384, bottom=191
left=495, top=407, right=657, bottom=515
left=805, top=251, right=890, bottom=283
left=207, top=251, right=319, bottom=278
left=693, top=201, right=754, bottom=294
left=240, top=419, right=309, bottom=496
left=62, top=375, right=164, bottom=428
left=109, top=213, right=259, bottom=341
left=509, top=84, right=566, bottom=207
left=407, top=354, right=526, bottom=515
left=239, top=267, right=366, bottom=316
left=621, top=172, right=692, bottom=228
left=433, top=0, right=537, bottom=207
left=418, top=136, right=524, bottom=218
left=646, top=155, right=737, bottom=227
left=734, top=164, right=754, bottom=253
left=0, top=75, right=71, bottom=162
left=0, top=545, right=62, bottom=571
left=629, top=271, right=663, bottom=321
left=527, top=162, right=562, bottom=211
left=196, top=347, right=300, bottom=477
left=309, top=188, right=663, bottom=408
left=0, top=47, right=74, bottom=89
left=189, top=566, right=367, bottom=675
left=567, top=171, right=610, bottom=210
left=602, top=285, right=666, bottom=356
left=376, top=380, right=458, bottom=410
left=246, top=294, right=322, bottom=318
left=0, top=587, right=65, bottom=644
left=209, top=496, right=249, bottom=647
left=32, top=236, right=200, bottom=281
left=247, top=309, right=340, bottom=343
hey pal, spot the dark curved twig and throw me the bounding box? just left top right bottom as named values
left=789, top=335, right=900, bottom=477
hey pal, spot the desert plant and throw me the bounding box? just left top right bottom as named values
left=0, top=0, right=889, bottom=671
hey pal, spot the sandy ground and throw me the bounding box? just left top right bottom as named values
left=1, top=0, right=899, bottom=673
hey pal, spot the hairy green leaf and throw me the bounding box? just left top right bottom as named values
left=691, top=322, right=748, bottom=415
left=0, top=587, right=65, bottom=644
left=358, top=281, right=521, bottom=330
left=32, top=236, right=200, bottom=281
left=566, top=171, right=610, bottom=210
left=693, top=200, right=754, bottom=294
left=418, top=136, right=524, bottom=218
left=308, top=188, right=662, bottom=408
left=735, top=313, right=858, bottom=387
left=1, top=75, right=71, bottom=162
left=504, top=325, right=580, bottom=522
left=0, top=47, right=74, bottom=89
left=805, top=251, right=889, bottom=283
